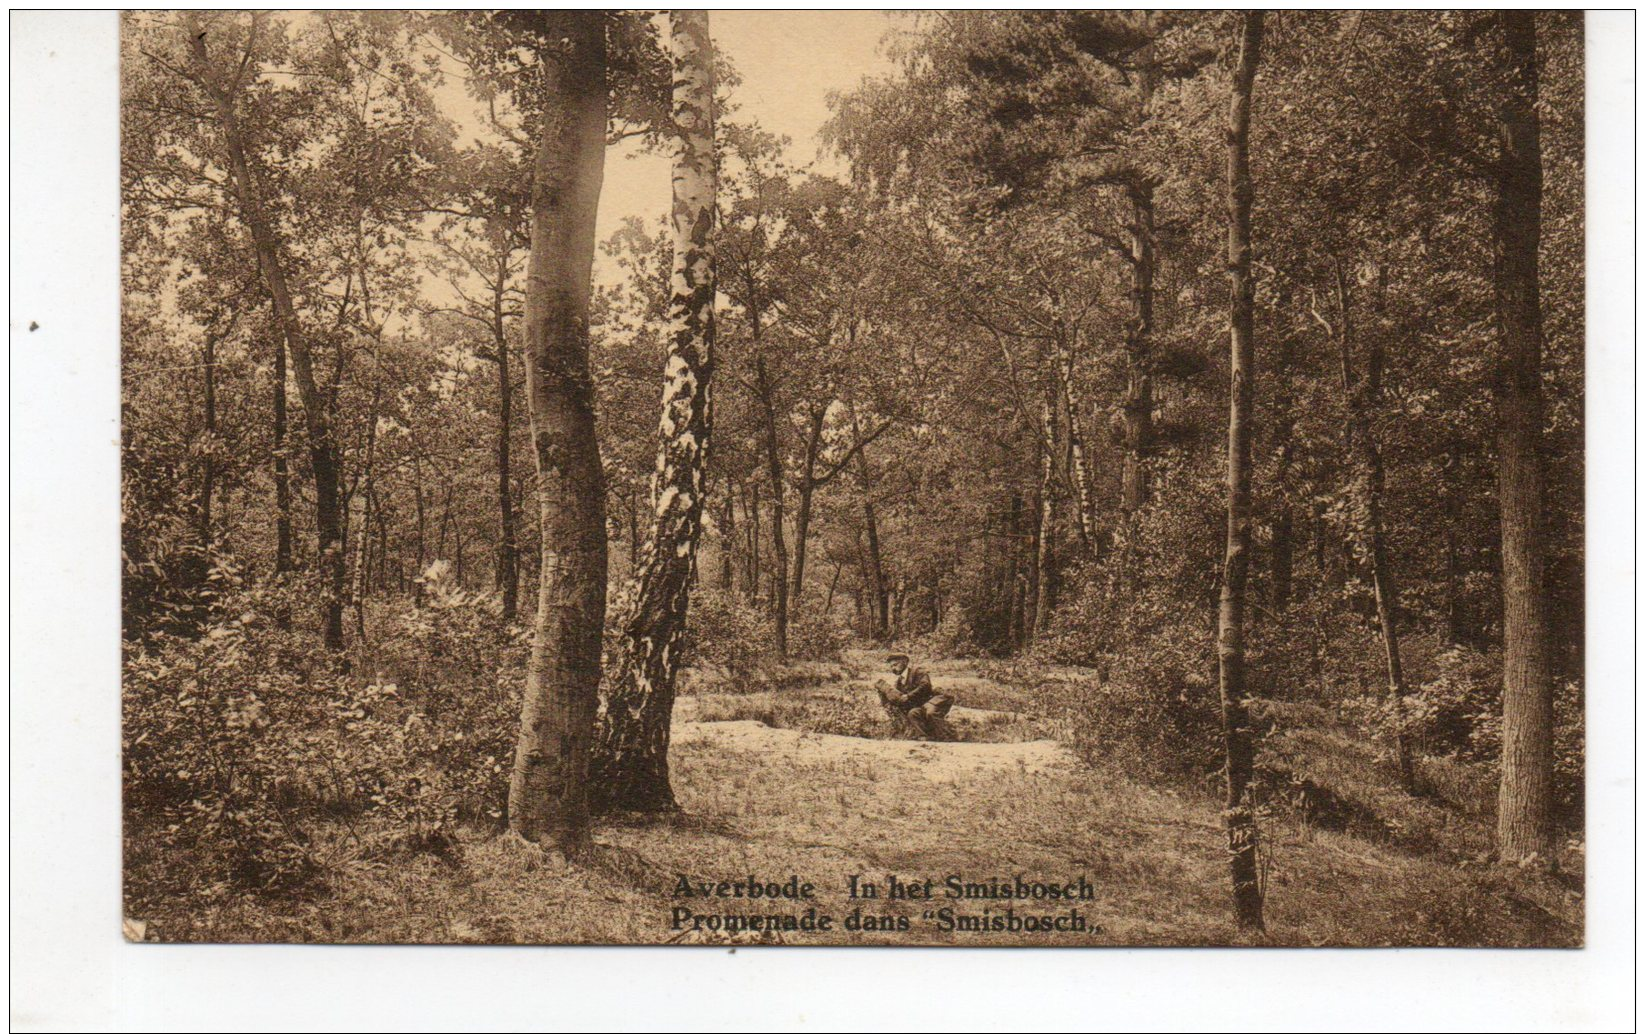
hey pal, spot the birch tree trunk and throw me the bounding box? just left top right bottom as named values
left=1217, top=9, right=1265, bottom=933
left=506, top=12, right=610, bottom=853
left=197, top=329, right=217, bottom=565
left=349, top=380, right=383, bottom=646
left=1034, top=386, right=1058, bottom=634
left=719, top=490, right=736, bottom=591
left=1491, top=11, right=1555, bottom=868
left=746, top=480, right=761, bottom=602
left=587, top=10, right=715, bottom=815
left=1053, top=333, right=1097, bottom=553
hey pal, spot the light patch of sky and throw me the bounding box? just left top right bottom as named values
left=420, top=12, right=899, bottom=306
left=595, top=10, right=900, bottom=282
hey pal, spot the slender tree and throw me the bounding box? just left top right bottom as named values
left=849, top=398, right=891, bottom=639
left=506, top=12, right=610, bottom=854
left=426, top=208, right=527, bottom=621
left=1333, top=259, right=1415, bottom=790
left=492, top=234, right=521, bottom=623
left=185, top=15, right=347, bottom=649
left=1120, top=11, right=1158, bottom=516
left=589, top=10, right=717, bottom=814
left=754, top=352, right=791, bottom=655
left=1216, top=8, right=1266, bottom=933
left=271, top=326, right=293, bottom=577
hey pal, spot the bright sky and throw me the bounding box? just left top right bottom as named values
left=593, top=11, right=900, bottom=274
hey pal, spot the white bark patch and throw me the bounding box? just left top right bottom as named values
left=655, top=485, right=679, bottom=516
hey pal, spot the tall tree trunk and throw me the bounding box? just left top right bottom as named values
left=1335, top=259, right=1414, bottom=790
left=197, top=329, right=217, bottom=569
left=1024, top=485, right=1042, bottom=638
left=862, top=497, right=888, bottom=639
left=188, top=20, right=344, bottom=650
left=1491, top=11, right=1555, bottom=868
left=1120, top=180, right=1155, bottom=516
left=352, top=484, right=374, bottom=644
left=589, top=10, right=716, bottom=814
left=790, top=404, right=826, bottom=607
left=1033, top=388, right=1058, bottom=635
left=272, top=332, right=293, bottom=577
left=375, top=504, right=389, bottom=593
left=1217, top=9, right=1265, bottom=934
left=745, top=479, right=761, bottom=602
left=506, top=12, right=609, bottom=855
left=719, top=489, right=735, bottom=591
left=1053, top=335, right=1097, bottom=554
left=1004, top=491, right=1024, bottom=651
left=1120, top=19, right=1157, bottom=515
left=754, top=353, right=789, bottom=656
left=847, top=399, right=890, bottom=639
left=412, top=471, right=427, bottom=606
left=350, top=380, right=383, bottom=647
left=493, top=248, right=520, bottom=622
left=1269, top=288, right=1296, bottom=613
left=753, top=346, right=789, bottom=654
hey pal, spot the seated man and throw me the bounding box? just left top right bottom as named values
left=881, top=653, right=956, bottom=741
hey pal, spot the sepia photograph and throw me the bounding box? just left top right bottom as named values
left=109, top=7, right=1596, bottom=954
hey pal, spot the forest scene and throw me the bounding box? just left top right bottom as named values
left=121, top=10, right=1586, bottom=946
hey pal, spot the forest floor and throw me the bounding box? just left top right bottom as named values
left=131, top=648, right=1583, bottom=947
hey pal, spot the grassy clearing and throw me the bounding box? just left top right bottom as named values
left=126, top=657, right=1580, bottom=947
left=680, top=686, right=1045, bottom=744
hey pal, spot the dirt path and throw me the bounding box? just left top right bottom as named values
left=672, top=719, right=1074, bottom=783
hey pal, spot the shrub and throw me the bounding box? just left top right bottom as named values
left=678, top=586, right=778, bottom=690
left=786, top=607, right=852, bottom=662
left=125, top=592, right=383, bottom=896
left=1343, top=644, right=1585, bottom=823
left=1060, top=619, right=1223, bottom=784
left=124, top=565, right=525, bottom=902
left=375, top=562, right=525, bottom=823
